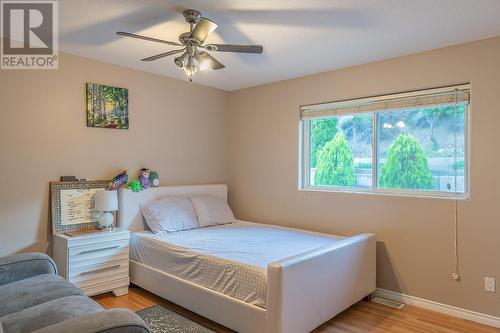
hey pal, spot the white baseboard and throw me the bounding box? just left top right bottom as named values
left=374, top=288, right=500, bottom=329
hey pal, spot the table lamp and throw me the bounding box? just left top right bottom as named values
left=94, top=190, right=118, bottom=230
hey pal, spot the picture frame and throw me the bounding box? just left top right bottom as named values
left=86, top=83, right=129, bottom=129
left=50, top=180, right=109, bottom=234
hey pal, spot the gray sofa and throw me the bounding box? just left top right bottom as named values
left=0, top=253, right=149, bottom=333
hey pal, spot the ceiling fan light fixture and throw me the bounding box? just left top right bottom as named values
left=184, top=65, right=196, bottom=83
left=174, top=51, right=189, bottom=68
left=183, top=55, right=197, bottom=76
left=194, top=52, right=210, bottom=71
left=183, top=65, right=197, bottom=76
left=174, top=57, right=184, bottom=68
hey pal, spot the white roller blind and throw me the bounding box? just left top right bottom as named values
left=301, top=84, right=470, bottom=119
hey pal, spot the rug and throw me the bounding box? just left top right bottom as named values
left=136, top=305, right=217, bottom=333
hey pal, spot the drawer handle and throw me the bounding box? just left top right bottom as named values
left=80, top=264, right=121, bottom=276
left=76, top=245, right=121, bottom=255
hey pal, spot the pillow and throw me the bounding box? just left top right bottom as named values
left=140, top=195, right=198, bottom=233
left=190, top=195, right=236, bottom=227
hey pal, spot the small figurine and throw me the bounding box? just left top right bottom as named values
left=149, top=171, right=160, bottom=187
left=139, top=168, right=151, bottom=189
left=127, top=180, right=142, bottom=192
left=109, top=170, right=128, bottom=190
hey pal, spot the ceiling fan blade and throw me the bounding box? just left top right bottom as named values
left=197, top=51, right=225, bottom=70
left=116, top=31, right=182, bottom=47
left=188, top=18, right=218, bottom=43
left=141, top=48, right=185, bottom=62
left=204, top=44, right=263, bottom=54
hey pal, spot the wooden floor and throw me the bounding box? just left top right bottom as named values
left=94, top=286, right=500, bottom=333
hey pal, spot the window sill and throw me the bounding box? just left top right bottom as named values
left=298, top=186, right=469, bottom=201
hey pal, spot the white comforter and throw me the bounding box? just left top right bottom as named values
left=130, top=221, right=342, bottom=308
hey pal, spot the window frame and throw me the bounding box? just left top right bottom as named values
left=299, top=86, right=470, bottom=200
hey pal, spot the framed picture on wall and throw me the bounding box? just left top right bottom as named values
left=86, top=83, right=129, bottom=129
left=50, top=180, right=109, bottom=234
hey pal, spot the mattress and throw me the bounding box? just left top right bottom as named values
left=130, top=221, right=343, bottom=308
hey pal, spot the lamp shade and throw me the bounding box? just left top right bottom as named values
left=94, top=190, right=118, bottom=212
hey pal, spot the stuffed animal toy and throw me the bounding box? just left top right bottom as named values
left=109, top=170, right=128, bottom=190
left=127, top=180, right=142, bottom=192
left=139, top=168, right=151, bottom=189
left=149, top=171, right=160, bottom=187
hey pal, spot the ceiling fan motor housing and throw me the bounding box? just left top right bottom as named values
left=183, top=9, right=201, bottom=24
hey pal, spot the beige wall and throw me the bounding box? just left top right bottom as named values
left=0, top=51, right=228, bottom=255
left=1, top=36, right=499, bottom=318
left=228, top=37, right=500, bottom=316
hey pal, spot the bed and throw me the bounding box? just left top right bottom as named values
left=119, top=184, right=376, bottom=333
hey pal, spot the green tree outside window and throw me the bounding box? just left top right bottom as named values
left=310, top=118, right=338, bottom=167
left=314, top=133, right=356, bottom=186
left=379, top=134, right=434, bottom=190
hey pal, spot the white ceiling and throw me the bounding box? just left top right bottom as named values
left=59, top=0, right=500, bottom=91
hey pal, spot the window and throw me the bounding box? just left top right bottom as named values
left=300, top=85, right=469, bottom=198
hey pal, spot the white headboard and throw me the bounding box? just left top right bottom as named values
left=118, top=184, right=228, bottom=231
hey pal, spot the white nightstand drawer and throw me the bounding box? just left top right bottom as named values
left=69, top=259, right=129, bottom=288
left=53, top=229, right=130, bottom=296
left=69, top=239, right=129, bottom=269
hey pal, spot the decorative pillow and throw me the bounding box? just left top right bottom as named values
left=190, top=195, right=237, bottom=227
left=140, top=195, right=198, bottom=233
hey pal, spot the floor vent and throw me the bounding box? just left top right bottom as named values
left=371, top=296, right=405, bottom=309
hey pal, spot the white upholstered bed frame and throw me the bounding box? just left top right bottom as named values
left=118, top=184, right=376, bottom=333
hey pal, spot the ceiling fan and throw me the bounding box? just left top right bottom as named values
left=117, top=9, right=264, bottom=82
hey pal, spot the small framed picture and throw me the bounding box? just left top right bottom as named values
left=86, top=83, right=129, bottom=129
left=50, top=180, right=109, bottom=234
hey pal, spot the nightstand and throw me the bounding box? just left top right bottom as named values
left=53, top=229, right=130, bottom=297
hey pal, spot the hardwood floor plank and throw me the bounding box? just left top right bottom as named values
left=94, top=286, right=500, bottom=333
